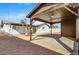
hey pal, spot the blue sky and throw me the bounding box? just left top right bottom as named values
left=0, top=3, right=37, bottom=23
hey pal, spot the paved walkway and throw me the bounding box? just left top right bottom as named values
left=0, top=32, right=61, bottom=55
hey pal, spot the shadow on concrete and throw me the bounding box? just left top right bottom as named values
left=46, top=34, right=74, bottom=54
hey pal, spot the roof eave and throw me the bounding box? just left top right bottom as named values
left=26, top=3, right=42, bottom=18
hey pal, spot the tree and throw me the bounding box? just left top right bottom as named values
left=20, top=20, right=26, bottom=25
left=52, top=25, right=59, bottom=28
left=1, top=20, right=4, bottom=28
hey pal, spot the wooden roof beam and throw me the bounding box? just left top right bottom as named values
left=33, top=18, right=61, bottom=24
left=34, top=18, right=51, bottom=24
left=31, top=3, right=69, bottom=19
left=64, top=6, right=79, bottom=17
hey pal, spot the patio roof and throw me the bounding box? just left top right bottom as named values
left=27, top=3, right=79, bottom=41
left=27, top=3, right=79, bottom=24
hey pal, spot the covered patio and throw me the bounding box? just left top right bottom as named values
left=27, top=3, right=79, bottom=54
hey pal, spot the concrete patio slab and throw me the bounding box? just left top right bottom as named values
left=14, top=34, right=74, bottom=55
left=31, top=37, right=73, bottom=55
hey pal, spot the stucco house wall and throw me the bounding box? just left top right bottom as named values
left=1, top=24, right=27, bottom=35
left=36, top=24, right=61, bottom=34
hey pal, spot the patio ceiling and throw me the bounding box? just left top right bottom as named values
left=27, top=3, right=79, bottom=24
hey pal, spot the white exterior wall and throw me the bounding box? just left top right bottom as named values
left=36, top=25, right=50, bottom=33
left=1, top=24, right=27, bottom=35
left=52, top=28, right=61, bottom=33
left=36, top=25, right=61, bottom=34
left=1, top=24, right=20, bottom=35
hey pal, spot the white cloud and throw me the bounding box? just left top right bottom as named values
left=17, top=3, right=32, bottom=6
left=0, top=13, right=27, bottom=23
left=3, top=13, right=26, bottom=19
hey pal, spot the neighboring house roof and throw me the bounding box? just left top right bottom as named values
left=3, top=22, right=26, bottom=26
left=32, top=21, right=44, bottom=25
left=3, top=22, right=39, bottom=27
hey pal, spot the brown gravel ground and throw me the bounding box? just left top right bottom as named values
left=0, top=32, right=62, bottom=55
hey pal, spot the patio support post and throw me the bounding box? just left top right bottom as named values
left=50, top=23, right=52, bottom=35
left=30, top=18, right=33, bottom=41
left=76, top=8, right=79, bottom=55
